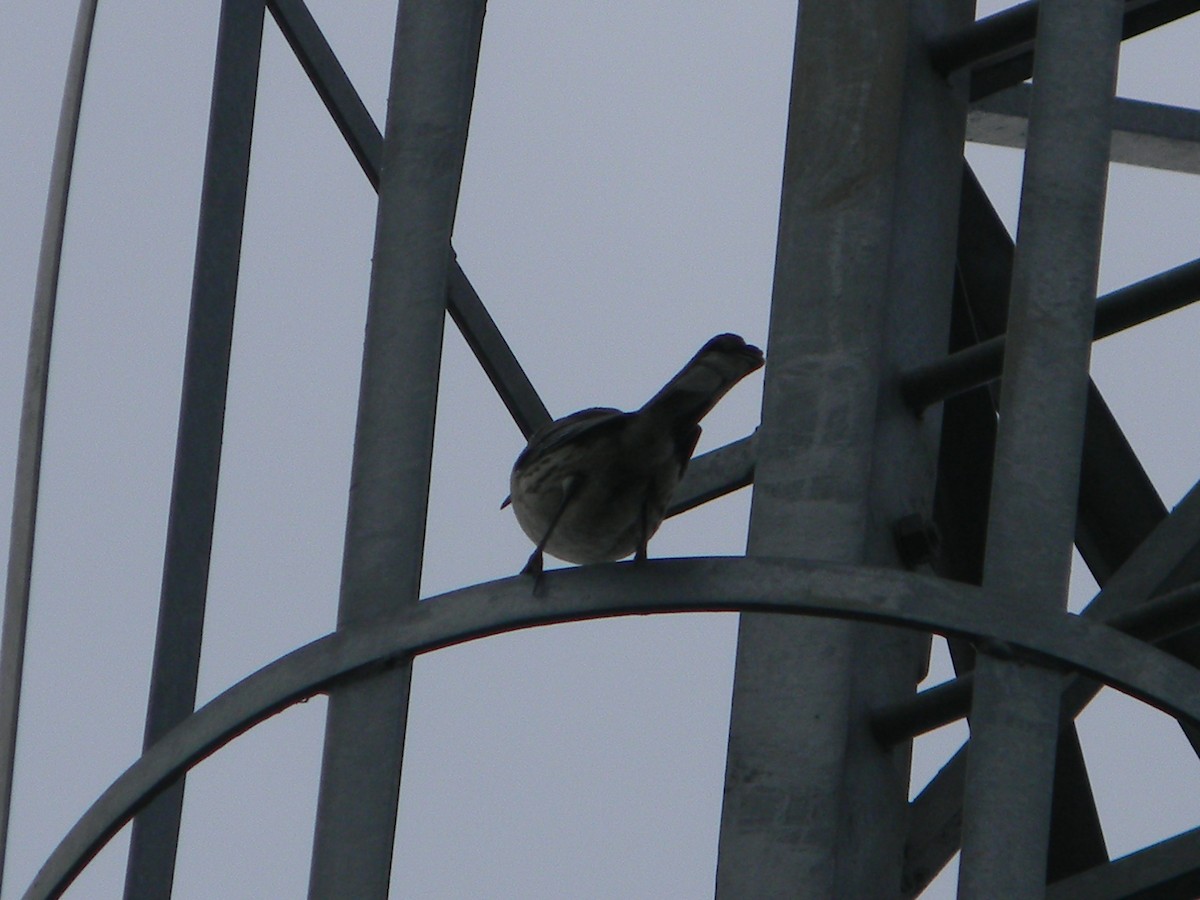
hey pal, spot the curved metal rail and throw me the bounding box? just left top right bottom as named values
left=1, top=0, right=100, bottom=889
left=25, top=557, right=1200, bottom=899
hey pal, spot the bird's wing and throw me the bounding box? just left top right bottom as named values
left=513, top=407, right=626, bottom=472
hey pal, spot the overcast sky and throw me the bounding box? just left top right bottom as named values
left=3, top=2, right=1200, bottom=898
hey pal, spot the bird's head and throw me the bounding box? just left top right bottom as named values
left=697, top=333, right=765, bottom=378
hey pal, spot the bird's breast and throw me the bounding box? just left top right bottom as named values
left=508, top=428, right=683, bottom=565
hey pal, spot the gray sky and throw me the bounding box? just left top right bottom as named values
left=3, top=2, right=1200, bottom=897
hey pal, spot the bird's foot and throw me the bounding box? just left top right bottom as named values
left=521, top=549, right=544, bottom=577
left=521, top=549, right=547, bottom=595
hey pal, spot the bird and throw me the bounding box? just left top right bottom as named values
left=504, top=333, right=764, bottom=578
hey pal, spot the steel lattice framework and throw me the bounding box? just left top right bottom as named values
left=6, top=0, right=1200, bottom=897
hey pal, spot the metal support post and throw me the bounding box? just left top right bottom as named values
left=123, top=2, right=265, bottom=896
left=0, top=0, right=98, bottom=888
left=306, top=2, right=485, bottom=897
left=957, top=1, right=1124, bottom=896
left=716, top=1, right=971, bottom=895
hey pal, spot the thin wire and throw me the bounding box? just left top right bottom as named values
left=953, top=258, right=1003, bottom=414
left=0, top=0, right=100, bottom=888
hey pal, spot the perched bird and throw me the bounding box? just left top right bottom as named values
left=504, top=333, right=764, bottom=577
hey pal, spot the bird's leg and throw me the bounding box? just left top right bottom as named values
left=520, top=547, right=544, bottom=577
left=634, top=482, right=654, bottom=564
left=634, top=427, right=697, bottom=564
left=522, top=475, right=582, bottom=591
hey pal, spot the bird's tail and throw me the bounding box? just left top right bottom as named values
left=639, top=333, right=764, bottom=431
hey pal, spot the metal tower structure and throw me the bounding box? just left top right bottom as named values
left=6, top=0, right=1200, bottom=897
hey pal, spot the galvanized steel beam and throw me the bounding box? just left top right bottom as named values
left=123, top=3, right=266, bottom=897
left=970, top=85, right=1200, bottom=175
left=305, top=2, right=484, bottom=897
left=928, top=0, right=1200, bottom=101
left=956, top=1, right=1125, bottom=895
left=937, top=167, right=1166, bottom=593
left=444, top=257, right=551, bottom=437
left=716, top=0, right=972, bottom=894
left=932, top=162, right=1163, bottom=690
left=901, top=254, right=1200, bottom=411
left=267, top=0, right=381, bottom=186
left=0, top=0, right=99, bottom=888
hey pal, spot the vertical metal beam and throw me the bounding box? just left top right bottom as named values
left=906, top=164, right=1151, bottom=894
left=306, top=2, right=485, bottom=897
left=716, top=1, right=971, bottom=894
left=122, top=2, right=265, bottom=897
left=957, top=1, right=1123, bottom=896
left=0, top=0, right=99, bottom=889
